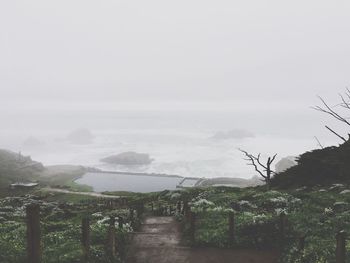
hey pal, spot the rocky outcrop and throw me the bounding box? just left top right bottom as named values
left=100, top=152, right=153, bottom=165
left=66, top=128, right=94, bottom=145
left=211, top=129, right=255, bottom=140
left=22, top=137, right=45, bottom=149
left=275, top=156, right=297, bottom=173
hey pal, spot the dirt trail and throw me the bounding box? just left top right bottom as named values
left=126, top=216, right=280, bottom=263
left=42, top=187, right=120, bottom=198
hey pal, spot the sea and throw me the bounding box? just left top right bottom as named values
left=0, top=108, right=339, bottom=180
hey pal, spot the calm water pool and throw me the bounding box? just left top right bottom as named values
left=75, top=172, right=184, bottom=193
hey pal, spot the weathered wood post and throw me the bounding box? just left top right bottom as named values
left=183, top=201, right=190, bottom=220
left=157, top=203, right=161, bottom=216
left=151, top=202, right=154, bottom=213
left=298, top=234, right=306, bottom=251
left=81, top=217, right=90, bottom=262
left=107, top=217, right=116, bottom=258
left=138, top=202, right=145, bottom=217
left=118, top=216, right=124, bottom=229
left=336, top=230, right=346, bottom=263
left=129, top=208, right=135, bottom=226
left=182, top=200, right=187, bottom=215
left=189, top=211, right=196, bottom=244
left=177, top=201, right=181, bottom=214
left=26, top=204, right=42, bottom=263
left=279, top=212, right=286, bottom=246
left=228, top=211, right=235, bottom=244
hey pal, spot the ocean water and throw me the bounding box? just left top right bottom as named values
left=0, top=109, right=339, bottom=179
left=75, top=172, right=183, bottom=193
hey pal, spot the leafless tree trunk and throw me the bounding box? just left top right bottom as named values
left=239, top=149, right=277, bottom=190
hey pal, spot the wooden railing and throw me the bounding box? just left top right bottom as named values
left=148, top=200, right=348, bottom=263
left=25, top=201, right=143, bottom=263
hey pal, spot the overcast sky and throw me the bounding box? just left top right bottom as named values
left=1, top=0, right=350, bottom=110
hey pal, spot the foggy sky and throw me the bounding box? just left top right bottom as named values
left=1, top=0, right=350, bottom=110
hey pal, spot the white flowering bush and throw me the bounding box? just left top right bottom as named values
left=323, top=207, right=334, bottom=216
left=190, top=199, right=215, bottom=211
left=170, top=192, right=181, bottom=200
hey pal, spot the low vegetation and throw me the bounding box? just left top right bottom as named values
left=153, top=185, right=350, bottom=263
left=0, top=192, right=143, bottom=263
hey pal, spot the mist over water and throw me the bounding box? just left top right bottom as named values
left=0, top=107, right=339, bottom=179
left=1, top=0, right=349, bottom=180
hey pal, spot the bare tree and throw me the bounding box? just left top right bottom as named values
left=314, top=136, right=324, bottom=149
left=239, top=149, right=277, bottom=189
left=312, top=89, right=350, bottom=142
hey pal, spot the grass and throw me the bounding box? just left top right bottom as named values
left=37, top=190, right=99, bottom=203
left=149, top=186, right=350, bottom=263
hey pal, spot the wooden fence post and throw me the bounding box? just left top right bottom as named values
left=151, top=203, right=154, bottom=213
left=138, top=202, right=144, bottom=217
left=279, top=212, right=286, bottom=246
left=336, top=230, right=346, bottom=263
left=298, top=234, right=306, bottom=251
left=182, top=200, right=188, bottom=216
left=189, top=211, right=196, bottom=244
left=158, top=203, right=161, bottom=216
left=130, top=209, right=135, bottom=226
left=228, top=211, right=235, bottom=244
left=177, top=201, right=181, bottom=214
left=118, top=216, right=124, bottom=229
left=26, top=204, right=41, bottom=263
left=107, top=217, right=116, bottom=258
left=82, top=217, right=90, bottom=262
left=183, top=201, right=190, bottom=220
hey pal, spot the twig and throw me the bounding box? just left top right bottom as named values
left=314, top=136, right=324, bottom=149
left=325, top=125, right=346, bottom=142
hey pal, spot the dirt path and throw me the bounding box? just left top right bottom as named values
left=126, top=216, right=280, bottom=263
left=42, top=187, right=120, bottom=198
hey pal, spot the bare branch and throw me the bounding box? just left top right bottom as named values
left=238, top=149, right=266, bottom=179
left=325, top=125, right=347, bottom=142
left=238, top=149, right=277, bottom=187
left=339, top=94, right=350, bottom=110
left=312, top=96, right=350, bottom=126
left=270, top=154, right=278, bottom=164
left=314, top=136, right=324, bottom=149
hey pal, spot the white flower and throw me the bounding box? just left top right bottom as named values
left=92, top=212, right=103, bottom=218
left=275, top=208, right=287, bottom=215
left=191, top=199, right=215, bottom=210
left=97, top=217, right=110, bottom=225
left=324, top=207, right=333, bottom=215
left=253, top=214, right=268, bottom=225
left=170, top=193, right=181, bottom=200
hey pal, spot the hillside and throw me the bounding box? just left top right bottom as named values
left=0, top=149, right=44, bottom=187
left=272, top=139, right=350, bottom=188
left=0, top=149, right=89, bottom=194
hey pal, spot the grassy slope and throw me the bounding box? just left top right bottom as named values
left=38, top=165, right=92, bottom=191
left=150, top=185, right=350, bottom=262
left=0, top=149, right=92, bottom=194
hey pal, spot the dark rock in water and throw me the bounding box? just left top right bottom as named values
left=101, top=152, right=153, bottom=165
left=22, top=137, right=45, bottom=149
left=66, top=128, right=94, bottom=145
left=275, top=156, right=297, bottom=173
left=211, top=129, right=255, bottom=140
